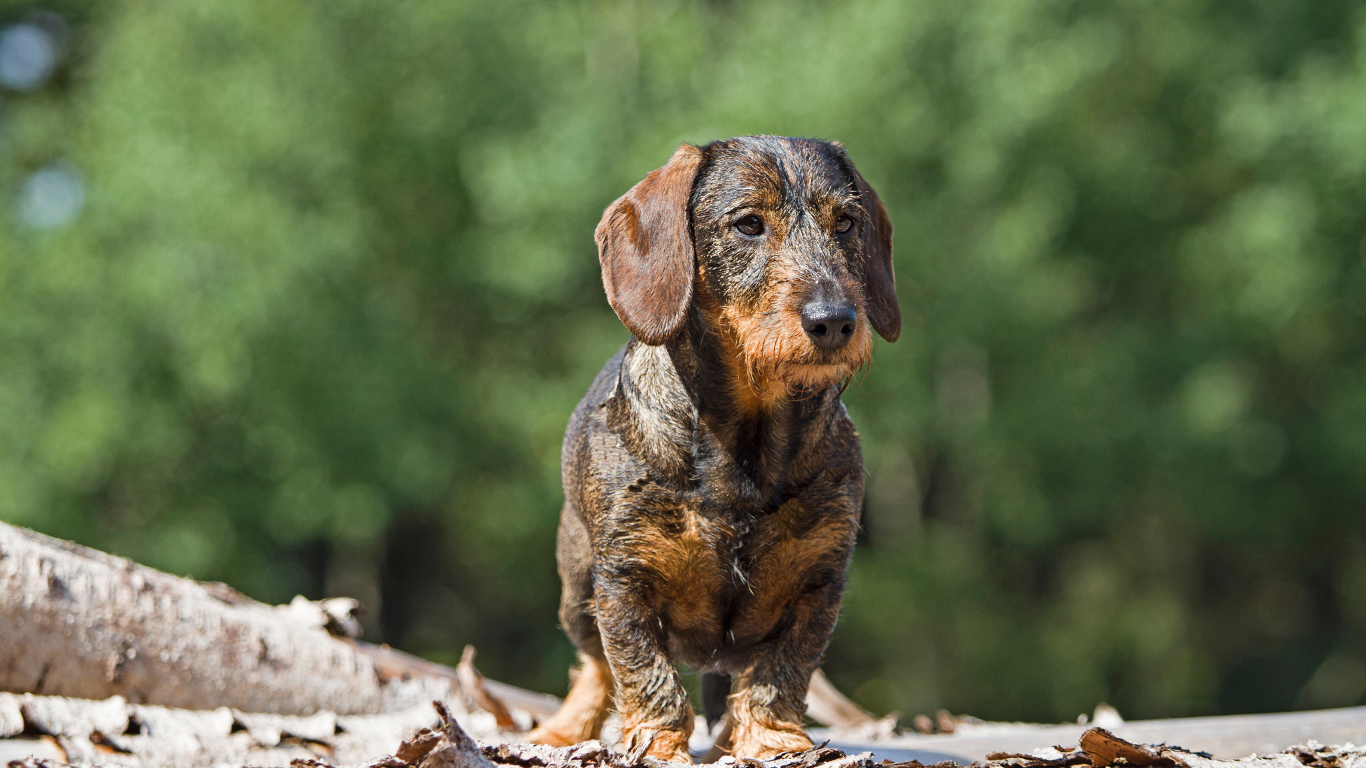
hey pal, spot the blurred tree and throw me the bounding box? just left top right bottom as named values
left=2, top=0, right=1366, bottom=722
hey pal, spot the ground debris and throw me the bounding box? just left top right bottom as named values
left=6, top=701, right=1366, bottom=768
left=960, top=727, right=1366, bottom=768
left=981, top=750, right=1092, bottom=767
left=1285, top=742, right=1366, bottom=768
left=974, top=727, right=1219, bottom=768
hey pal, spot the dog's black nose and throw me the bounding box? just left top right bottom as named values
left=801, top=301, right=858, bottom=350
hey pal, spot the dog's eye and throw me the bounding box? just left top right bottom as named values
left=835, top=214, right=854, bottom=234
left=733, top=214, right=765, bottom=237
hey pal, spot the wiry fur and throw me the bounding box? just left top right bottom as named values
left=526, top=136, right=898, bottom=763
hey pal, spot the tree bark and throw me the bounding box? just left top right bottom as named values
left=0, top=521, right=455, bottom=716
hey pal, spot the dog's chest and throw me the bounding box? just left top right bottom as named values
left=612, top=476, right=844, bottom=668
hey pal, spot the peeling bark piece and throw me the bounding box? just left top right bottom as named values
left=457, top=648, right=519, bottom=733
left=983, top=748, right=1092, bottom=768
left=0, top=693, right=24, bottom=738
left=115, top=705, right=233, bottom=768
left=484, top=739, right=584, bottom=767
left=420, top=740, right=496, bottom=768
left=283, top=596, right=364, bottom=640
left=435, top=703, right=489, bottom=757
left=1286, top=743, right=1366, bottom=768
left=21, top=695, right=130, bottom=740
left=395, top=729, right=444, bottom=763
left=233, top=709, right=339, bottom=747
left=800, top=752, right=878, bottom=768
left=1080, top=728, right=1172, bottom=768
left=335, top=704, right=450, bottom=759
left=410, top=702, right=496, bottom=768
left=786, top=745, right=848, bottom=768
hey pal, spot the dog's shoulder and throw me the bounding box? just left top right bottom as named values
left=584, top=343, right=629, bottom=411
left=564, top=342, right=628, bottom=453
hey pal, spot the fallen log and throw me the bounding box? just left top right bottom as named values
left=0, top=522, right=457, bottom=716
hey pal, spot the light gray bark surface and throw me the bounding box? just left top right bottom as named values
left=0, top=521, right=450, bottom=715
left=0, top=692, right=502, bottom=768
left=4, top=696, right=1364, bottom=768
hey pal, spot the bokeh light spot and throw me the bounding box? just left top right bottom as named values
left=17, top=163, right=85, bottom=229
left=0, top=23, right=57, bottom=91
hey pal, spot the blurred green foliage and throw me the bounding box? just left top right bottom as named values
left=3, top=0, right=1366, bottom=723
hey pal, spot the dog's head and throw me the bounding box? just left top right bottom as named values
left=596, top=136, right=899, bottom=394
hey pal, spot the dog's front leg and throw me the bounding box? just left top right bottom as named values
left=595, top=583, right=695, bottom=763
left=726, top=588, right=844, bottom=759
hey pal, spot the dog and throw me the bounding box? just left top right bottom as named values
left=526, top=135, right=899, bottom=762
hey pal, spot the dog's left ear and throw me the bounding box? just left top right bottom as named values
left=595, top=144, right=702, bottom=345
left=851, top=167, right=901, bottom=342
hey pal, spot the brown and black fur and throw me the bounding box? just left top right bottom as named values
left=526, top=136, right=899, bottom=762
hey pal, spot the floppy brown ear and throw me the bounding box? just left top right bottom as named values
left=595, top=144, right=702, bottom=345
left=852, top=168, right=901, bottom=342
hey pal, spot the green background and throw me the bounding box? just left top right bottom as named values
left=4, top=0, right=1366, bottom=723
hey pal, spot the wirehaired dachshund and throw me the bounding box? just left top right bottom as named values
left=526, top=135, right=900, bottom=762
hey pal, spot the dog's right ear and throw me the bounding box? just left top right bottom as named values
left=596, top=144, right=702, bottom=345
left=852, top=168, right=901, bottom=343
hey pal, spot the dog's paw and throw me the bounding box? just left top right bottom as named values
left=524, top=724, right=582, bottom=748
left=728, top=720, right=812, bottom=760
left=618, top=724, right=693, bottom=764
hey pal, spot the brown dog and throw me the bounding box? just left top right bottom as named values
left=526, top=136, right=899, bottom=762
